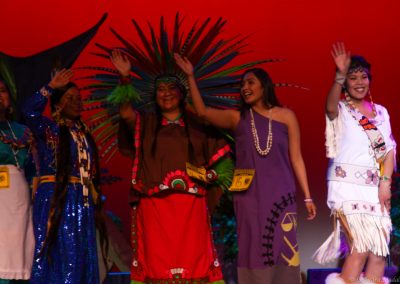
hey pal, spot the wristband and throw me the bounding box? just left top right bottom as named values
left=304, top=198, right=313, bottom=203
left=335, top=72, right=346, bottom=86
left=380, top=175, right=392, bottom=183
left=40, top=85, right=54, bottom=98
left=119, top=75, right=132, bottom=85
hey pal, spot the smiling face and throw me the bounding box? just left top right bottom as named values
left=241, top=72, right=265, bottom=106
left=155, top=82, right=183, bottom=113
left=345, top=70, right=370, bottom=101
left=0, top=81, right=11, bottom=114
left=57, top=86, right=82, bottom=120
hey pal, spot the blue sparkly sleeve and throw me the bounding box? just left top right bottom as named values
left=22, top=86, right=53, bottom=138
left=24, top=149, right=38, bottom=189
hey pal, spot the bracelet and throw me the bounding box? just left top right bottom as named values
left=304, top=198, right=313, bottom=203
left=380, top=175, right=392, bottom=183
left=119, top=75, right=132, bottom=85
left=40, top=85, right=54, bottom=98
left=335, top=72, right=346, bottom=86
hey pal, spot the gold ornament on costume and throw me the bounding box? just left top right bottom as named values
left=280, top=212, right=300, bottom=267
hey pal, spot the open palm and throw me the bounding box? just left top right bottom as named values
left=111, top=49, right=131, bottom=77
left=174, top=53, right=194, bottom=76
left=331, top=42, right=351, bottom=75
left=49, top=69, right=73, bottom=89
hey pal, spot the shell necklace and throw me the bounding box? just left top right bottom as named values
left=0, top=120, right=21, bottom=169
left=250, top=108, right=273, bottom=156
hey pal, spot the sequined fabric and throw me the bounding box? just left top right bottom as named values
left=23, top=89, right=99, bottom=284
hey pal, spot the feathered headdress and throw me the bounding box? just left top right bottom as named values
left=79, top=13, right=275, bottom=161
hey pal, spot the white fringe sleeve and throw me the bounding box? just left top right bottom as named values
left=325, top=106, right=342, bottom=158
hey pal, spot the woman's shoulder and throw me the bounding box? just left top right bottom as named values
left=273, top=106, right=297, bottom=125
left=373, top=103, right=392, bottom=124
left=374, top=103, right=388, bottom=114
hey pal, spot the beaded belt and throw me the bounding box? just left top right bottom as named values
left=35, top=175, right=98, bottom=206
left=39, top=175, right=81, bottom=184
left=341, top=200, right=389, bottom=217
left=327, top=162, right=379, bottom=187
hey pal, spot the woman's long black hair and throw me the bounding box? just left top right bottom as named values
left=43, top=83, right=108, bottom=267
left=0, top=77, right=15, bottom=120
left=240, top=68, right=281, bottom=110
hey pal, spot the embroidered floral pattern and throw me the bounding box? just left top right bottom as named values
left=0, top=125, right=32, bottom=149
left=365, top=170, right=379, bottom=185
left=208, top=144, right=231, bottom=166
left=167, top=268, right=189, bottom=279
left=348, top=202, right=379, bottom=214
left=335, top=166, right=347, bottom=178
left=130, top=206, right=145, bottom=281
left=161, top=116, right=185, bottom=126
left=162, top=170, right=195, bottom=191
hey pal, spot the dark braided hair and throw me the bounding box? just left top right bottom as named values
left=43, top=85, right=108, bottom=267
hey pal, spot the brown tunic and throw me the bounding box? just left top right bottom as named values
left=119, top=111, right=230, bottom=200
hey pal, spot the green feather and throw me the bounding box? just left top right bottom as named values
left=212, top=157, right=234, bottom=191
left=107, top=84, right=142, bottom=105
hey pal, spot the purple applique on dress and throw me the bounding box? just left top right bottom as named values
left=365, top=170, right=379, bottom=185
left=335, top=166, right=347, bottom=178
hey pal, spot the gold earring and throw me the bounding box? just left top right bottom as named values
left=52, top=106, right=63, bottom=124
left=369, top=90, right=377, bottom=117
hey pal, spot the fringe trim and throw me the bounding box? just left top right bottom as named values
left=314, top=203, right=392, bottom=264
left=313, top=212, right=343, bottom=264
left=345, top=212, right=391, bottom=257
left=325, top=113, right=342, bottom=158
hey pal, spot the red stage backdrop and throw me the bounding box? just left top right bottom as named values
left=2, top=0, right=399, bottom=274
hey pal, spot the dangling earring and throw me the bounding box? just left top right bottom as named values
left=344, top=89, right=353, bottom=108
left=53, top=105, right=64, bottom=125
left=368, top=90, right=377, bottom=117
left=7, top=106, right=13, bottom=115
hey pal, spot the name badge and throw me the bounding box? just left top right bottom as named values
left=186, top=163, right=207, bottom=182
left=229, top=169, right=255, bottom=191
left=0, top=166, right=10, bottom=189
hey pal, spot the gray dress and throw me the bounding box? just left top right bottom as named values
left=234, top=109, right=300, bottom=283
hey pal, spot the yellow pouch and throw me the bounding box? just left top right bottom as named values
left=186, top=162, right=207, bottom=182
left=0, top=166, right=10, bottom=189
left=229, top=169, right=255, bottom=191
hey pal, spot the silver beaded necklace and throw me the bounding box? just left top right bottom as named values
left=0, top=120, right=21, bottom=169
left=249, top=108, right=273, bottom=156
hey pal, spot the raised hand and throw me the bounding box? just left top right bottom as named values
left=174, top=53, right=194, bottom=77
left=48, top=69, right=73, bottom=89
left=111, top=49, right=131, bottom=77
left=331, top=42, right=351, bottom=75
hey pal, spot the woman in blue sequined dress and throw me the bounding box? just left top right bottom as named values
left=23, top=69, right=107, bottom=284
